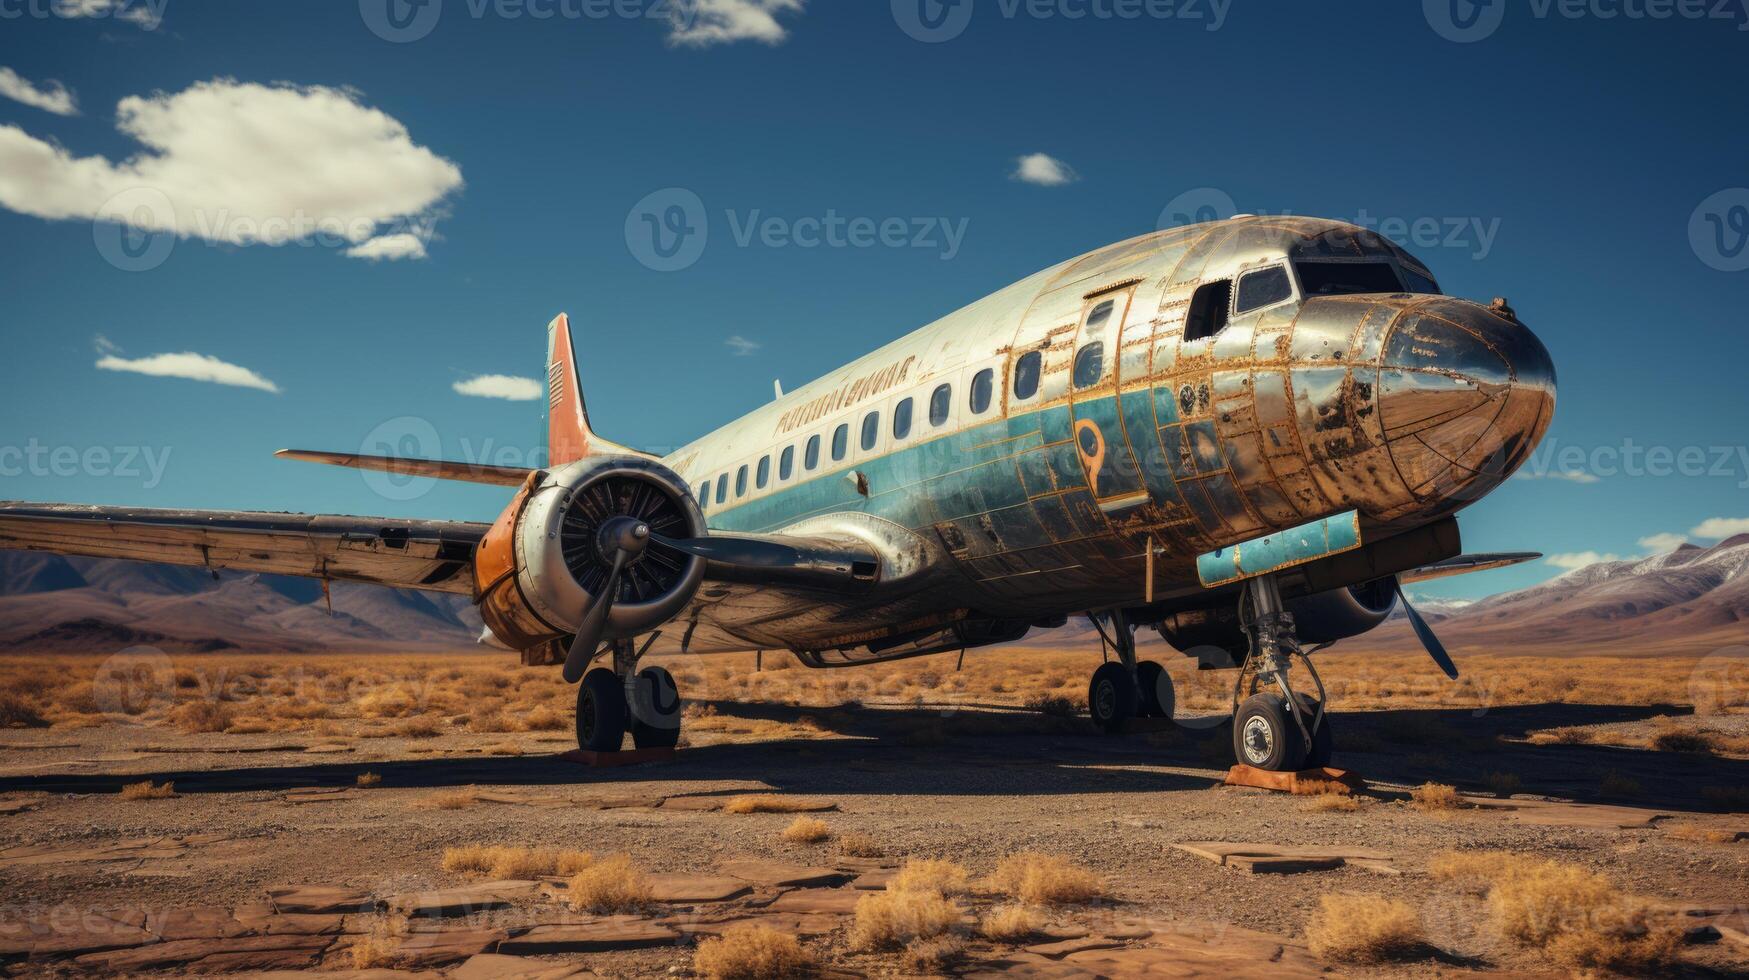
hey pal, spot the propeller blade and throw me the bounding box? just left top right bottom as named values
left=649, top=532, right=804, bottom=568
left=1396, top=581, right=1459, bottom=680
left=561, top=549, right=626, bottom=684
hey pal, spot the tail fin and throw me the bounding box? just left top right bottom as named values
left=545, top=313, right=648, bottom=464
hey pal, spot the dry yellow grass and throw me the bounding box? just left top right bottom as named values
left=692, top=923, right=813, bottom=979
left=427, top=788, right=478, bottom=810
left=1305, top=893, right=1424, bottom=963
left=978, top=905, right=1039, bottom=943
left=350, top=916, right=406, bottom=969
left=903, top=935, right=966, bottom=971
left=355, top=771, right=382, bottom=788
left=780, top=816, right=831, bottom=843
left=724, top=795, right=825, bottom=814
left=837, top=832, right=883, bottom=858
left=441, top=845, right=592, bottom=879
left=987, top=852, right=1102, bottom=905
left=394, top=715, right=443, bottom=738
left=482, top=741, right=522, bottom=756
left=1302, top=787, right=1361, bottom=812
left=118, top=780, right=175, bottom=800
left=848, top=889, right=960, bottom=950
left=566, top=854, right=651, bottom=913
left=1409, top=782, right=1461, bottom=810
left=1664, top=823, right=1742, bottom=844
left=167, top=700, right=233, bottom=733
left=888, top=857, right=970, bottom=896
left=1429, top=850, right=1681, bottom=973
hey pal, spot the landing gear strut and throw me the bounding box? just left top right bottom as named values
left=1087, top=610, right=1174, bottom=732
left=1230, top=574, right=1332, bottom=771
left=572, top=637, right=684, bottom=752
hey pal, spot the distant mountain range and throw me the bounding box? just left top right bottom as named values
left=0, top=551, right=482, bottom=653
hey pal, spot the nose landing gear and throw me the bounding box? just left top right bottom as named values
left=1230, top=574, right=1332, bottom=772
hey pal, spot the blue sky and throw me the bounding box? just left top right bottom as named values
left=1, top=0, right=1746, bottom=601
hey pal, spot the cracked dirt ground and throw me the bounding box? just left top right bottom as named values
left=0, top=647, right=1747, bottom=977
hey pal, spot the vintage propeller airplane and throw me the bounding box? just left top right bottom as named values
left=0, top=215, right=1554, bottom=771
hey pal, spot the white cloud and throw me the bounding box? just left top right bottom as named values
left=1544, top=551, right=1620, bottom=570
left=0, top=68, right=78, bottom=116
left=345, top=232, right=427, bottom=261
left=724, top=335, right=760, bottom=356
left=1012, top=153, right=1079, bottom=187
left=96, top=351, right=279, bottom=393
left=667, top=0, right=804, bottom=46
left=1637, top=532, right=1688, bottom=553
left=1517, top=468, right=1599, bottom=484
left=1691, top=517, right=1749, bottom=540
left=0, top=79, right=462, bottom=259
left=53, top=0, right=163, bottom=28
left=453, top=374, right=543, bottom=401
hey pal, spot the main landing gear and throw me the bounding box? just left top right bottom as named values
left=1230, top=573, right=1332, bottom=772
left=574, top=637, right=683, bottom=752
left=1085, top=610, right=1175, bottom=733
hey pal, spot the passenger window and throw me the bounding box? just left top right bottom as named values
left=860, top=411, right=880, bottom=451
left=1085, top=299, right=1114, bottom=330
left=698, top=482, right=709, bottom=508
left=831, top=424, right=848, bottom=461
left=1235, top=265, right=1292, bottom=314
left=1072, top=342, right=1104, bottom=389
left=715, top=473, right=727, bottom=504
left=755, top=455, right=770, bottom=489
left=805, top=434, right=820, bottom=470
left=968, top=369, right=993, bottom=415
left=779, top=446, right=794, bottom=481
left=893, top=397, right=913, bottom=440
left=929, top=383, right=951, bottom=426
left=735, top=465, right=748, bottom=497
left=1012, top=350, right=1041, bottom=400
left=1185, top=279, right=1232, bottom=341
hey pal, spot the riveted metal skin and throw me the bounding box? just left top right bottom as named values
left=647, top=215, right=1556, bottom=662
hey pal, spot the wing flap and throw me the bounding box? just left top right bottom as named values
left=0, top=502, right=487, bottom=595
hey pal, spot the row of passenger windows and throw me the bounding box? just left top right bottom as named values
left=698, top=369, right=1001, bottom=508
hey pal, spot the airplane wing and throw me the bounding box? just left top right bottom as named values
left=274, top=449, right=532, bottom=487
left=0, top=502, right=486, bottom=595
left=1398, top=551, right=1541, bottom=584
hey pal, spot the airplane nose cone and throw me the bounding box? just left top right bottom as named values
left=1378, top=298, right=1556, bottom=504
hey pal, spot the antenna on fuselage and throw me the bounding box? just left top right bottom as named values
left=773, top=379, right=784, bottom=400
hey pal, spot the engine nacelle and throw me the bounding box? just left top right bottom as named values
left=475, top=456, right=705, bottom=653
left=1156, top=577, right=1398, bottom=666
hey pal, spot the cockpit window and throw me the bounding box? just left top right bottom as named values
left=1185, top=279, right=1231, bottom=342
left=1295, top=261, right=1403, bottom=297
left=1400, top=266, right=1441, bottom=295
left=1235, top=265, right=1292, bottom=314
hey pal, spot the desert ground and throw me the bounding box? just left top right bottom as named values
left=1, top=640, right=1747, bottom=978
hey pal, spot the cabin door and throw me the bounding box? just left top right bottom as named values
left=1068, top=283, right=1148, bottom=510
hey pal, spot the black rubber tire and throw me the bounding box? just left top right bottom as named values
left=628, top=665, right=682, bottom=750
left=1088, top=661, right=1139, bottom=734
left=1136, top=661, right=1174, bottom=719
left=1232, top=692, right=1306, bottom=772
left=1298, top=696, right=1334, bottom=769
left=576, top=667, right=627, bottom=753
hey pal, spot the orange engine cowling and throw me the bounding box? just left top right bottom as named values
left=474, top=456, right=706, bottom=657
